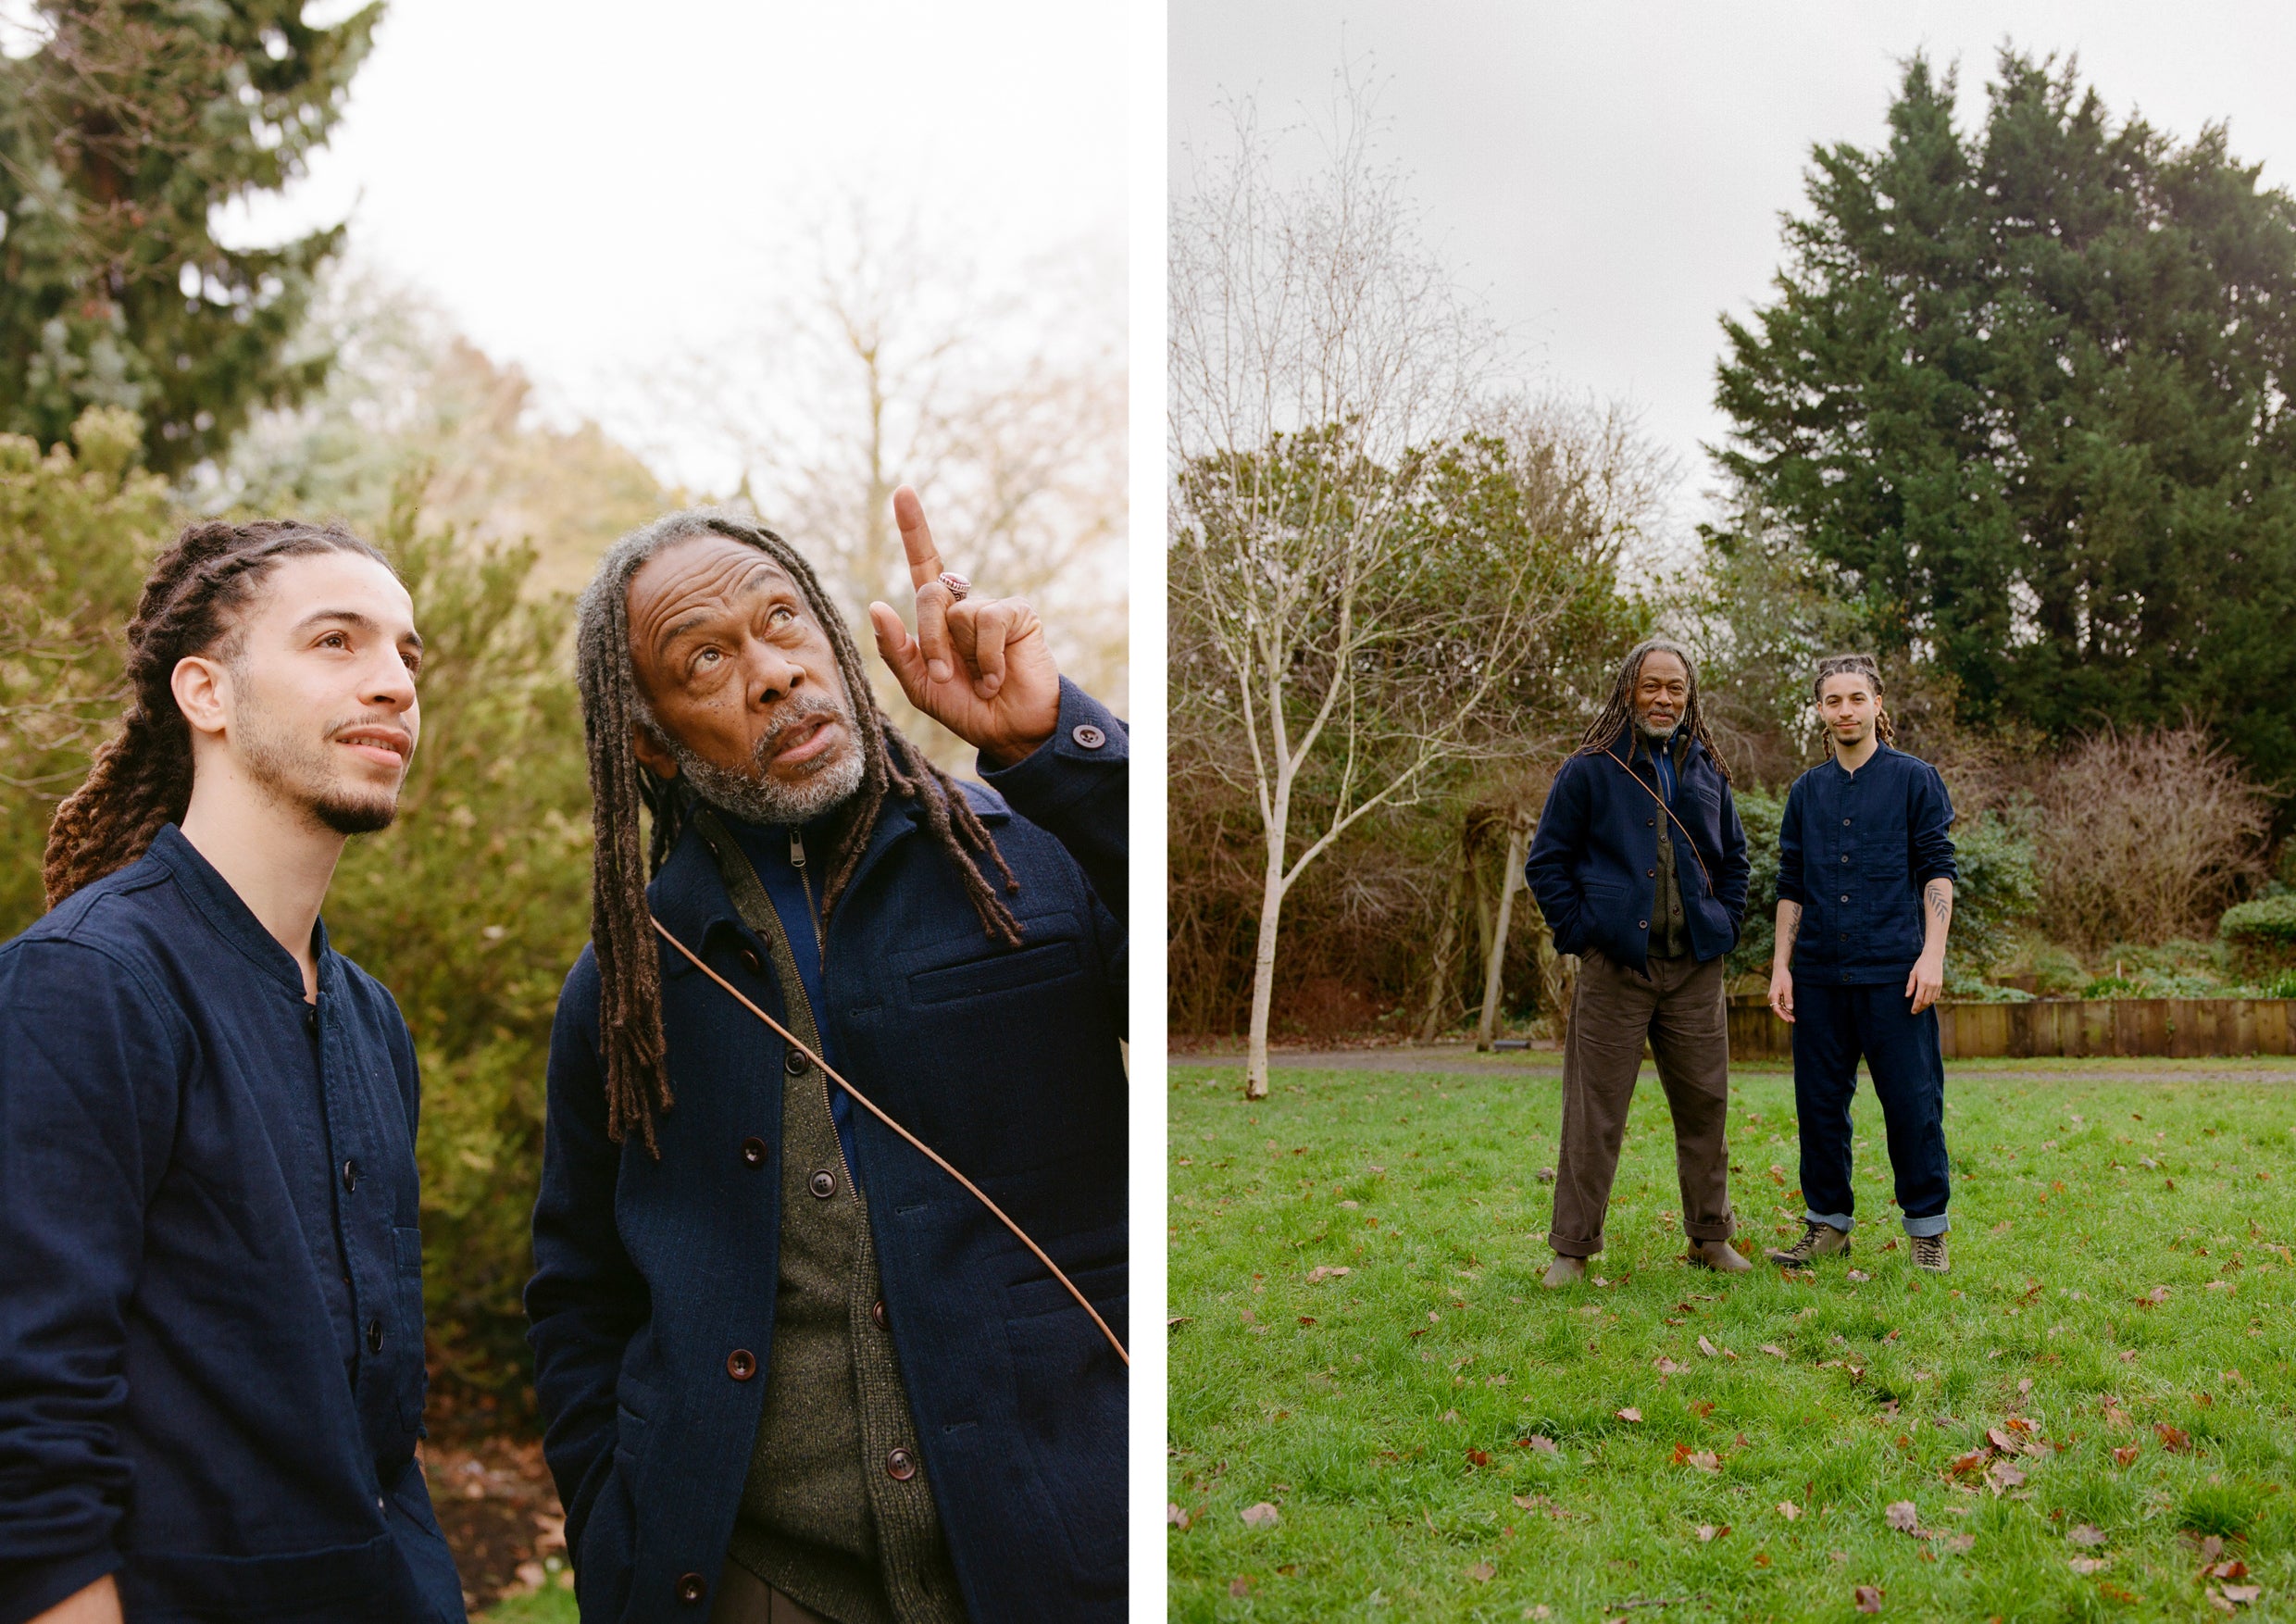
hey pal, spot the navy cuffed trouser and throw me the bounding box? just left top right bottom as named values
left=1791, top=981, right=1951, bottom=1237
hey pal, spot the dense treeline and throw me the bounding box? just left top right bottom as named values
left=1171, top=48, right=2296, bottom=1044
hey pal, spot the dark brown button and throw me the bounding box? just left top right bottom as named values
left=872, top=1299, right=888, bottom=1330
left=342, top=1158, right=359, bottom=1193
left=886, top=1447, right=917, bottom=1480
left=1070, top=724, right=1106, bottom=750
left=1646, top=818, right=1655, bottom=827
left=809, top=1168, right=836, bottom=1199
left=785, top=1047, right=808, bottom=1075
left=1645, top=868, right=1655, bottom=878
left=727, top=1348, right=756, bottom=1380
left=741, top=1136, right=767, bottom=1168
left=739, top=947, right=763, bottom=978
left=676, top=1572, right=707, bottom=1605
left=366, top=1318, right=382, bottom=1353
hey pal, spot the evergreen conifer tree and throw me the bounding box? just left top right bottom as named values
left=0, top=0, right=378, bottom=476
left=1712, top=50, right=2296, bottom=784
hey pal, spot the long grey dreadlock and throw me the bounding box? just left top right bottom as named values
left=575, top=508, right=1021, bottom=1154
left=1573, top=634, right=1732, bottom=783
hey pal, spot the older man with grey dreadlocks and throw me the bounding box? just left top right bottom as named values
left=1524, top=637, right=1753, bottom=1288
left=526, top=489, right=1127, bottom=1624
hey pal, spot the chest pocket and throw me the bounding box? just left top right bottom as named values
left=908, top=937, right=1080, bottom=1006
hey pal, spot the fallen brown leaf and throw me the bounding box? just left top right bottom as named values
left=1949, top=1448, right=1990, bottom=1477
left=1616, top=1407, right=1642, bottom=1423
left=1760, top=1343, right=1789, bottom=1358
left=1778, top=1501, right=1802, bottom=1520
left=1167, top=1503, right=1190, bottom=1530
left=2112, top=1444, right=2140, bottom=1467
left=1943, top=1533, right=1976, bottom=1554
left=2069, top=1556, right=2110, bottom=1575
left=1240, top=1503, right=1279, bottom=1528
left=1522, top=1435, right=1558, bottom=1455
left=2155, top=1423, right=2191, bottom=1454
left=1229, top=1576, right=1254, bottom=1597
left=1698, top=1335, right=1720, bottom=1357
left=1466, top=1448, right=1491, bottom=1468
left=2068, top=1525, right=2106, bottom=1547
left=1304, top=1266, right=1352, bottom=1283
left=1885, top=1502, right=1921, bottom=1534
left=1466, top=1561, right=1495, bottom=1583
left=1697, top=1522, right=1728, bottom=1542
left=1854, top=1583, right=1883, bottom=1613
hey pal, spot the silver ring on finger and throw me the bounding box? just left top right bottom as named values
left=938, top=570, right=971, bottom=602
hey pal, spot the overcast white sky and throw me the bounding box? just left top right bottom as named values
left=1170, top=1, right=2296, bottom=539
left=225, top=0, right=1126, bottom=487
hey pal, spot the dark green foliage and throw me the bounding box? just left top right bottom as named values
left=1713, top=49, right=2296, bottom=786
left=0, top=0, right=377, bottom=475
left=2219, top=892, right=2296, bottom=981
left=326, top=485, right=590, bottom=1401
left=0, top=405, right=170, bottom=929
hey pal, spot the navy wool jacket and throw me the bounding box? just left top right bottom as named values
left=0, top=825, right=464, bottom=1624
left=1525, top=730, right=1751, bottom=973
left=1777, top=743, right=1958, bottom=985
left=527, top=682, right=1128, bottom=1624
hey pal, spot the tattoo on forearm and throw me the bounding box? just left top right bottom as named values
left=1776, top=899, right=1801, bottom=964
left=1925, top=881, right=1953, bottom=929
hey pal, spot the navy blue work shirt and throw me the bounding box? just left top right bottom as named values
left=0, top=825, right=464, bottom=1624
left=723, top=814, right=856, bottom=1169
left=1776, top=743, right=1959, bottom=985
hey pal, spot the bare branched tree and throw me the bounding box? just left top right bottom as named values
left=645, top=201, right=1127, bottom=768
left=1170, top=69, right=1641, bottom=1096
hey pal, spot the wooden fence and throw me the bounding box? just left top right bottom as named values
left=1727, top=995, right=2296, bottom=1062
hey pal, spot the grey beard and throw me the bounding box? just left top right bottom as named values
left=666, top=698, right=866, bottom=827
left=1635, top=715, right=1678, bottom=743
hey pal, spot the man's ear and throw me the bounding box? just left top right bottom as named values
left=171, top=655, right=231, bottom=740
left=631, top=722, right=679, bottom=780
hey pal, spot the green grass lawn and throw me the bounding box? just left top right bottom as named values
left=474, top=1579, right=577, bottom=1622
left=1168, top=1056, right=2296, bottom=1621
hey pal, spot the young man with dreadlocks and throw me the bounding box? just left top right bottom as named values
left=525, top=489, right=1126, bottom=1624
left=1766, top=655, right=1959, bottom=1274
left=1524, top=637, right=1753, bottom=1288
left=0, top=523, right=465, bottom=1624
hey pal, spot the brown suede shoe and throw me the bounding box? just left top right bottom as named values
left=1541, top=1254, right=1587, bottom=1289
left=1686, top=1239, right=1753, bottom=1273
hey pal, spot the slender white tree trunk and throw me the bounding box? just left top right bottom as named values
left=1476, top=811, right=1532, bottom=1051
left=1244, top=783, right=1292, bottom=1100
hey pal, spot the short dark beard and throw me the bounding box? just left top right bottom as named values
left=236, top=682, right=403, bottom=837
left=663, top=690, right=865, bottom=826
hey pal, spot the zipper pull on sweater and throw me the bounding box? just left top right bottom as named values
left=789, top=828, right=806, bottom=870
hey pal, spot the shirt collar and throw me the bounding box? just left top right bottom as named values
left=146, top=822, right=327, bottom=1000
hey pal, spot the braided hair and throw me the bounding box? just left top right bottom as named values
left=1572, top=634, right=1732, bottom=783
left=43, top=520, right=391, bottom=907
left=575, top=508, right=1022, bottom=1154
left=1811, top=652, right=1895, bottom=751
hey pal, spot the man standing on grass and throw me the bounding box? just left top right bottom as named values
left=1766, top=654, right=1958, bottom=1274
left=1525, top=636, right=1753, bottom=1289
left=0, top=522, right=464, bottom=1623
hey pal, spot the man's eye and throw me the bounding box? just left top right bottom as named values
left=769, top=606, right=795, bottom=625
left=321, top=631, right=348, bottom=649
left=696, top=648, right=722, bottom=666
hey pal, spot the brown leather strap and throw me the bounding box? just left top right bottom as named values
left=1602, top=746, right=1716, bottom=895
left=649, top=914, right=1129, bottom=1368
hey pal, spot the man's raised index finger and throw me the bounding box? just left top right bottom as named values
left=893, top=484, right=944, bottom=591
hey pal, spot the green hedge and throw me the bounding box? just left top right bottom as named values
left=2220, top=893, right=2296, bottom=977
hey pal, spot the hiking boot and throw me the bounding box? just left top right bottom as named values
left=1687, top=1238, right=1753, bottom=1273
left=1766, top=1220, right=1851, bottom=1267
left=1541, top=1254, right=1587, bottom=1289
left=1910, top=1232, right=1951, bottom=1274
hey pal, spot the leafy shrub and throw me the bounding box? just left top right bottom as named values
left=2220, top=893, right=2296, bottom=980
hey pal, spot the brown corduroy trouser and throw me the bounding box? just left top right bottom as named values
left=709, top=1566, right=834, bottom=1624
left=1546, top=946, right=1736, bottom=1257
